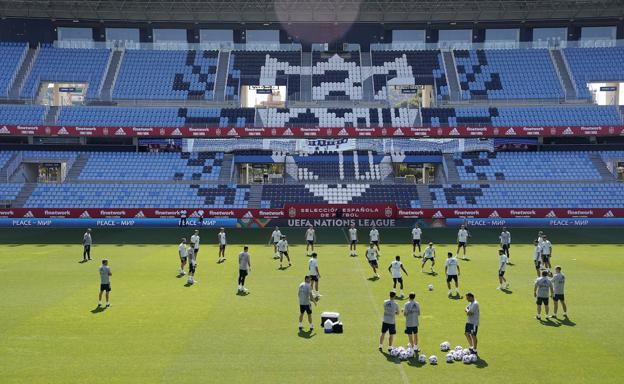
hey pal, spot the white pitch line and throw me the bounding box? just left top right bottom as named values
left=353, top=254, right=410, bottom=384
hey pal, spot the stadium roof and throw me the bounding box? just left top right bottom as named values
left=0, top=0, right=623, bottom=23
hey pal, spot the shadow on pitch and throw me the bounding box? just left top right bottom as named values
left=90, top=306, right=106, bottom=314
left=406, top=357, right=426, bottom=368
left=297, top=329, right=315, bottom=339
left=539, top=317, right=561, bottom=327
left=78, top=259, right=89, bottom=264
left=176, top=273, right=185, bottom=278
left=278, top=265, right=292, bottom=271
left=473, top=357, right=489, bottom=369
left=556, top=316, right=576, bottom=327
left=380, top=351, right=403, bottom=365
left=448, top=294, right=463, bottom=300
left=500, top=288, right=513, bottom=294
left=236, top=290, right=250, bottom=296
left=367, top=276, right=380, bottom=282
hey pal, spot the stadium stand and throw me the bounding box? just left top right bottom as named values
left=453, top=151, right=603, bottom=181
left=0, top=105, right=47, bottom=125
left=312, top=51, right=362, bottom=100
left=454, top=49, right=564, bottom=100
left=21, top=46, right=111, bottom=99
left=0, top=42, right=28, bottom=97
left=563, top=46, right=624, bottom=99
left=226, top=50, right=301, bottom=101
left=0, top=183, right=23, bottom=202
left=25, top=183, right=250, bottom=208
left=370, top=49, right=448, bottom=101
left=260, top=108, right=416, bottom=128
left=113, top=50, right=219, bottom=100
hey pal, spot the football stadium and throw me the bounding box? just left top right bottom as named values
left=1, top=0, right=624, bottom=383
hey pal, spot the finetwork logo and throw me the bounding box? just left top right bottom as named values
left=505, top=128, right=516, bottom=136
left=488, top=210, right=500, bottom=218
left=545, top=210, right=557, bottom=218
left=603, top=210, right=614, bottom=218
left=79, top=211, right=91, bottom=218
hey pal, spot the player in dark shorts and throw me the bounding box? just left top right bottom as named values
left=298, top=276, right=317, bottom=331
left=98, top=259, right=112, bottom=308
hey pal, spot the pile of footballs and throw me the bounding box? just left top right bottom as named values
left=389, top=341, right=478, bottom=364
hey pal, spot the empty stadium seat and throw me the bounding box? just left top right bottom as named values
left=0, top=42, right=28, bottom=97
left=563, top=47, right=624, bottom=99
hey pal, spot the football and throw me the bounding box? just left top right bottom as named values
left=390, top=347, right=400, bottom=357
left=462, top=348, right=471, bottom=356
left=445, top=353, right=454, bottom=363
left=428, top=284, right=434, bottom=291
left=428, top=355, right=438, bottom=365
left=471, top=354, right=478, bottom=363
left=453, top=351, right=463, bottom=361
left=418, top=354, right=427, bottom=363
left=455, top=345, right=463, bottom=351
left=462, top=355, right=472, bottom=364
left=440, top=341, right=451, bottom=352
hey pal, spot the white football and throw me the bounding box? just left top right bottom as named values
left=399, top=351, right=410, bottom=360
left=453, top=351, right=463, bottom=361
left=462, top=348, right=471, bottom=356
left=418, top=354, right=427, bottom=363
left=462, top=355, right=472, bottom=364
left=429, top=355, right=438, bottom=365
left=455, top=345, right=463, bottom=351
left=440, top=341, right=450, bottom=352
left=406, top=348, right=414, bottom=358
left=428, top=284, right=434, bottom=291
left=445, top=353, right=454, bottom=363
left=390, top=348, right=400, bottom=357
left=470, top=354, right=478, bottom=363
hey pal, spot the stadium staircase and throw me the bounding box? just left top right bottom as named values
left=44, top=106, right=59, bottom=125
left=8, top=48, right=38, bottom=99
left=0, top=153, right=18, bottom=181
left=217, top=153, right=234, bottom=183
left=12, top=183, right=36, bottom=208
left=416, top=184, right=433, bottom=209
left=213, top=51, right=230, bottom=102
left=300, top=52, right=312, bottom=102
left=549, top=49, right=578, bottom=99
left=100, top=50, right=123, bottom=101
left=247, top=184, right=263, bottom=208
left=441, top=51, right=461, bottom=102
left=443, top=153, right=461, bottom=183
left=360, top=51, right=375, bottom=101
left=589, top=153, right=616, bottom=181
left=65, top=154, right=89, bottom=180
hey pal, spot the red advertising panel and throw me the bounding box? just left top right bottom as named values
left=0, top=207, right=622, bottom=219
left=1, top=124, right=623, bottom=138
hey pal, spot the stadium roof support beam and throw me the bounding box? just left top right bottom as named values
left=0, top=0, right=623, bottom=23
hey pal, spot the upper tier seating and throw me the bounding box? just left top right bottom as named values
left=78, top=152, right=223, bottom=181
left=0, top=42, right=28, bottom=97
left=113, top=50, right=218, bottom=100
left=429, top=183, right=624, bottom=208
left=312, top=51, right=362, bottom=100
left=370, top=50, right=447, bottom=100
left=563, top=47, right=624, bottom=99
left=292, top=152, right=385, bottom=181
left=55, top=107, right=255, bottom=128
left=260, top=184, right=419, bottom=208
left=453, top=49, right=563, bottom=100
left=26, top=183, right=250, bottom=208
left=261, top=108, right=417, bottom=128
left=421, top=106, right=622, bottom=127
left=22, top=46, right=110, bottom=99
left=0, top=183, right=23, bottom=202
left=453, top=151, right=602, bottom=181
left=0, top=105, right=47, bottom=125
left=227, top=51, right=301, bottom=100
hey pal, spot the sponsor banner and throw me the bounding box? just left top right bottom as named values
left=0, top=207, right=623, bottom=219
left=446, top=218, right=624, bottom=227
left=1, top=124, right=623, bottom=138
left=0, top=218, right=237, bottom=228
left=269, top=218, right=413, bottom=228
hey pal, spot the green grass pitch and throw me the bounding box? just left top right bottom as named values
left=1, top=241, right=623, bottom=383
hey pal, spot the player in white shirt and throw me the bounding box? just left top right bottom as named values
left=308, top=252, right=321, bottom=298
left=187, top=246, right=197, bottom=285
left=237, top=246, right=251, bottom=293
left=533, top=239, right=543, bottom=277
left=421, top=242, right=436, bottom=273
left=388, top=256, right=408, bottom=298
left=551, top=265, right=567, bottom=318
left=178, top=238, right=188, bottom=275
left=305, top=225, right=316, bottom=256
left=411, top=224, right=422, bottom=257
left=497, top=249, right=509, bottom=290
left=499, top=227, right=511, bottom=261
left=277, top=235, right=291, bottom=269
left=217, top=227, right=227, bottom=263
left=456, top=225, right=470, bottom=260
left=269, top=226, right=282, bottom=259
left=348, top=224, right=358, bottom=256
left=445, top=252, right=461, bottom=296
left=82, top=228, right=92, bottom=262
left=540, top=235, right=553, bottom=271
left=179, top=209, right=187, bottom=227
left=190, top=230, right=200, bottom=257
left=369, top=225, right=380, bottom=252
left=366, top=242, right=380, bottom=278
